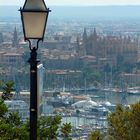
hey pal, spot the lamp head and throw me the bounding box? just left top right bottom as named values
left=20, top=0, right=51, bottom=41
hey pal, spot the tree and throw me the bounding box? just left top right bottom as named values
left=0, top=99, right=72, bottom=140
left=82, top=66, right=101, bottom=86
left=38, top=115, right=61, bottom=140
left=0, top=99, right=29, bottom=140
left=0, top=80, right=3, bottom=90
left=38, top=115, right=72, bottom=140
left=108, top=103, right=140, bottom=140
left=0, top=100, right=8, bottom=118
left=6, top=112, right=22, bottom=127
left=103, top=135, right=114, bottom=140
left=88, top=130, right=102, bottom=140
left=60, top=122, right=72, bottom=140
left=1, top=81, right=14, bottom=100
left=0, top=79, right=72, bottom=140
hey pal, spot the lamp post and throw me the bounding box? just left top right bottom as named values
left=19, top=0, right=50, bottom=140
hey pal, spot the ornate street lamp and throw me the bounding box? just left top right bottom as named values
left=19, top=0, right=50, bottom=140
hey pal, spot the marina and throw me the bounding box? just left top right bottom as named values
left=42, top=89, right=140, bottom=138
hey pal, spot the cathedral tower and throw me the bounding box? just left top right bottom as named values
left=12, top=27, right=19, bottom=47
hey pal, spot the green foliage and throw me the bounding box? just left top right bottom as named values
left=38, top=115, right=62, bottom=140
left=0, top=80, right=3, bottom=89
left=11, top=125, right=29, bottom=140
left=38, top=115, right=72, bottom=140
left=0, top=100, right=8, bottom=118
left=0, top=100, right=29, bottom=140
left=88, top=130, right=101, bottom=140
left=0, top=122, right=13, bottom=140
left=83, top=66, right=101, bottom=85
left=108, top=103, right=140, bottom=140
left=1, top=80, right=14, bottom=100
left=103, top=135, right=114, bottom=140
left=6, top=112, right=22, bottom=127
left=0, top=99, right=72, bottom=140
left=88, top=103, right=140, bottom=140
left=60, top=123, right=72, bottom=140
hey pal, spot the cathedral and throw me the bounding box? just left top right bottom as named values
left=76, top=28, right=138, bottom=67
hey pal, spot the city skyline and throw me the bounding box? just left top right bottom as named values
left=0, top=0, right=140, bottom=6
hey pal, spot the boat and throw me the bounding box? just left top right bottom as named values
left=127, top=87, right=140, bottom=95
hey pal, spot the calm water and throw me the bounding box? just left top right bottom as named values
left=62, top=91, right=140, bottom=127
left=88, top=91, right=140, bottom=105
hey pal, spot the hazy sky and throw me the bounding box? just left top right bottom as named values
left=0, top=0, right=140, bottom=6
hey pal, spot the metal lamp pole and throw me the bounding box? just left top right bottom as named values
left=28, top=41, right=40, bottom=140
left=19, top=0, right=50, bottom=139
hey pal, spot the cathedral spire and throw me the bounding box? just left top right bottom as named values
left=93, top=28, right=97, bottom=40
left=83, top=28, right=88, bottom=42
left=12, top=27, right=19, bottom=47
left=75, top=36, right=80, bottom=55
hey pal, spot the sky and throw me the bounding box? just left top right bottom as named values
left=0, top=0, right=140, bottom=6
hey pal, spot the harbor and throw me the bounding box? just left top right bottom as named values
left=42, top=89, right=140, bottom=138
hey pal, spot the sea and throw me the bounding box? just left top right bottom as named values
left=62, top=90, right=140, bottom=128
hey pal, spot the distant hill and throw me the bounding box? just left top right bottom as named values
left=1, top=6, right=140, bottom=21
